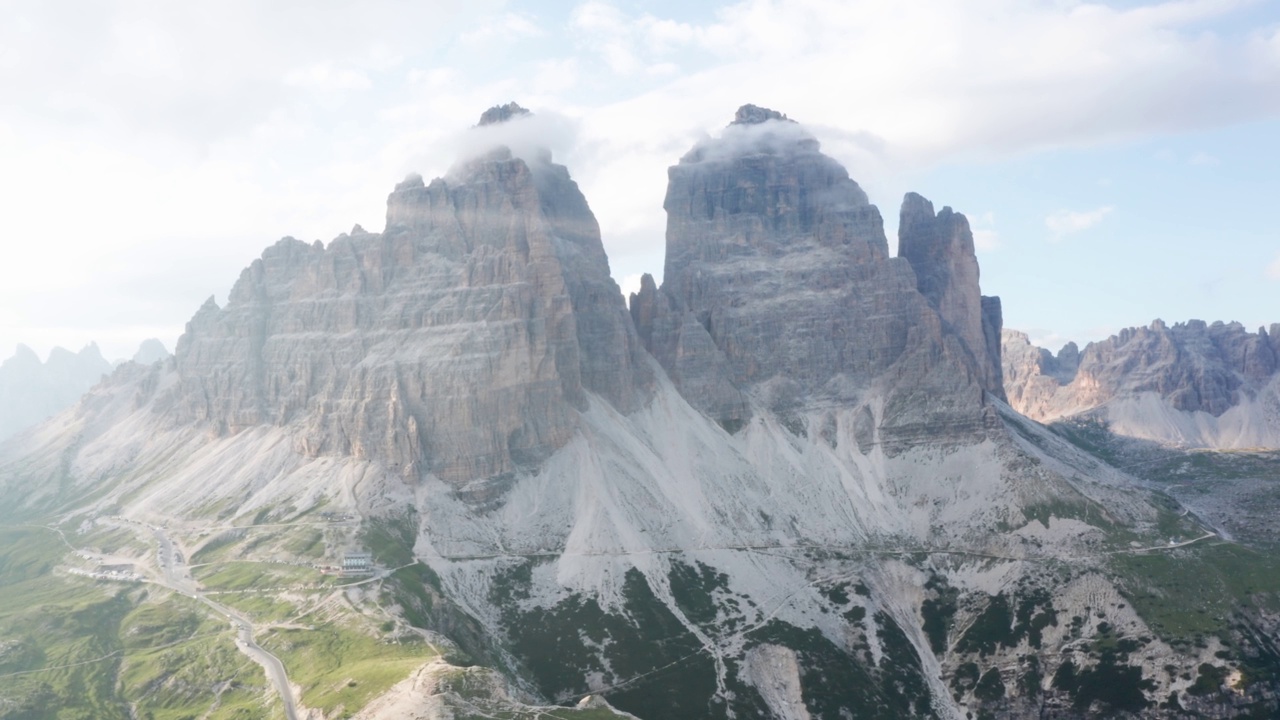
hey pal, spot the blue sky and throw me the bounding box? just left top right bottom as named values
left=1, top=0, right=1278, bottom=360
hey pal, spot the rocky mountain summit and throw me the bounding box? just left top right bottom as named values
left=170, top=107, right=650, bottom=486
left=1004, top=320, right=1280, bottom=447
left=630, top=108, right=1003, bottom=449
left=1, top=105, right=1277, bottom=720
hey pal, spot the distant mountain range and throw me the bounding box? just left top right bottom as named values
left=1004, top=321, right=1280, bottom=448
left=0, top=339, right=170, bottom=441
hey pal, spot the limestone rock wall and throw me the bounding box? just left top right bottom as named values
left=171, top=122, right=650, bottom=486
left=898, top=193, right=1006, bottom=401
left=631, top=105, right=1003, bottom=447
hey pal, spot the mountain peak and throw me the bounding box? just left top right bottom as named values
left=730, top=104, right=792, bottom=125
left=477, top=102, right=531, bottom=126
left=132, top=338, right=171, bottom=366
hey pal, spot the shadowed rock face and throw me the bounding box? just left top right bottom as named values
left=172, top=107, right=651, bottom=485
left=632, top=105, right=1002, bottom=447
left=898, top=193, right=1006, bottom=401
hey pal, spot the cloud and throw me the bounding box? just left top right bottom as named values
left=0, top=0, right=488, bottom=144
left=1046, top=206, right=1115, bottom=241
left=1189, top=151, right=1220, bottom=166
left=970, top=211, right=998, bottom=252
left=1267, top=252, right=1280, bottom=281
left=457, top=11, right=543, bottom=47
left=563, top=0, right=1280, bottom=165
left=445, top=109, right=580, bottom=170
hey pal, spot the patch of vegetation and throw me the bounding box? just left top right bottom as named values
left=921, top=575, right=958, bottom=654
left=262, top=619, right=434, bottom=716
left=216, top=594, right=299, bottom=625
left=1018, top=655, right=1043, bottom=697
left=749, top=615, right=931, bottom=719
left=956, top=594, right=1014, bottom=656
left=1187, top=662, right=1229, bottom=696
left=1050, top=417, right=1124, bottom=466
left=956, top=589, right=1058, bottom=657
left=1053, top=650, right=1154, bottom=714
left=1112, top=542, right=1280, bottom=639
left=0, top=533, right=136, bottom=720
left=494, top=565, right=720, bottom=718
left=951, top=661, right=980, bottom=696
left=119, top=606, right=268, bottom=720
left=385, top=564, right=438, bottom=630
left=284, top=527, right=325, bottom=558
left=360, top=513, right=418, bottom=567
left=190, top=530, right=246, bottom=564
left=668, top=561, right=732, bottom=628
left=717, top=417, right=745, bottom=435
left=80, top=525, right=149, bottom=556
left=193, top=561, right=324, bottom=591
left=973, top=667, right=1005, bottom=701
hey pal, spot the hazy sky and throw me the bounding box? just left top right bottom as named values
left=2, top=0, right=1279, bottom=361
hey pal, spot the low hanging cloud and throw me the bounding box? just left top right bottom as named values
left=1045, top=206, right=1115, bottom=242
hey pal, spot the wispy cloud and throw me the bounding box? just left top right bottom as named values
left=970, top=211, right=998, bottom=251
left=1046, top=206, right=1114, bottom=242
left=457, top=12, right=543, bottom=47
left=1189, top=151, right=1220, bottom=166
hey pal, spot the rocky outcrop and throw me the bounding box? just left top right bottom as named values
left=1003, top=321, right=1280, bottom=447
left=0, top=343, right=111, bottom=441
left=170, top=105, right=651, bottom=485
left=898, top=193, right=1006, bottom=401
left=631, top=105, right=1003, bottom=447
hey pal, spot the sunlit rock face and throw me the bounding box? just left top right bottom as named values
left=1002, top=320, right=1280, bottom=447
left=631, top=104, right=1002, bottom=448
left=171, top=106, right=651, bottom=485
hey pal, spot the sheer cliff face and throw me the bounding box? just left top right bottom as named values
left=1003, top=321, right=1280, bottom=447
left=173, top=122, right=650, bottom=486
left=898, top=193, right=1006, bottom=401
left=632, top=105, right=1002, bottom=445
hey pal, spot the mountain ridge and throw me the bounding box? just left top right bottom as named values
left=1004, top=320, right=1280, bottom=448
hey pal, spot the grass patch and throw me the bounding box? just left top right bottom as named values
left=360, top=514, right=418, bottom=567
left=118, top=598, right=270, bottom=720
left=1112, top=542, right=1280, bottom=639
left=261, top=620, right=434, bottom=716
left=193, top=561, right=324, bottom=592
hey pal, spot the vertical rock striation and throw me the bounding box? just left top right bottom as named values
left=898, top=193, right=1006, bottom=401
left=171, top=105, right=651, bottom=486
left=632, top=104, right=1003, bottom=447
